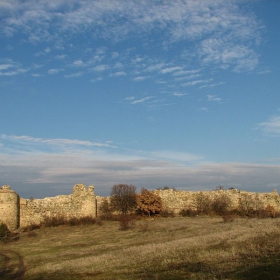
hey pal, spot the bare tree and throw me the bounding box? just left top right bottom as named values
left=110, top=184, right=137, bottom=215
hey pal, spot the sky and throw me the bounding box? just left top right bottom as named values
left=1, top=0, right=280, bottom=198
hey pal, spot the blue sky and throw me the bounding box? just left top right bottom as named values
left=1, top=0, right=280, bottom=198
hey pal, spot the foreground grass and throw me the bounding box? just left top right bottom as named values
left=1, top=216, right=280, bottom=279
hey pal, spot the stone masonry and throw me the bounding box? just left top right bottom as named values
left=0, top=184, right=96, bottom=230
left=1, top=184, right=280, bottom=230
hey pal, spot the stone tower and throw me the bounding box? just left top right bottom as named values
left=0, top=185, right=19, bottom=230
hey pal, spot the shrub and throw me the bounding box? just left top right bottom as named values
left=0, top=223, right=11, bottom=242
left=238, top=193, right=264, bottom=217
left=222, top=215, right=234, bottom=223
left=42, top=215, right=97, bottom=227
left=195, top=192, right=212, bottom=215
left=212, top=193, right=231, bottom=215
left=137, top=188, right=162, bottom=216
left=118, top=215, right=135, bottom=230
left=98, top=199, right=114, bottom=220
left=42, top=215, right=67, bottom=227
left=160, top=207, right=175, bottom=218
left=179, top=208, right=198, bottom=217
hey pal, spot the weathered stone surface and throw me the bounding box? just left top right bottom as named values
left=0, top=185, right=19, bottom=230
left=154, top=188, right=280, bottom=213
left=0, top=184, right=96, bottom=229
left=1, top=184, right=280, bottom=230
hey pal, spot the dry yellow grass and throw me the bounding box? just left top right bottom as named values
left=1, top=216, right=280, bottom=279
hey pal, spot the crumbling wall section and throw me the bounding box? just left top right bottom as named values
left=19, top=184, right=96, bottom=228
left=0, top=185, right=19, bottom=230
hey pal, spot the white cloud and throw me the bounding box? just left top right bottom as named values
left=208, top=95, right=222, bottom=102
left=131, top=96, right=153, bottom=104
left=64, top=72, right=83, bottom=78
left=173, top=92, right=187, bottom=97
left=258, top=116, right=280, bottom=136
left=1, top=147, right=279, bottom=197
left=199, top=39, right=259, bottom=72
left=73, top=60, right=83, bottom=67
left=174, top=74, right=202, bottom=81
left=0, top=59, right=29, bottom=76
left=111, top=52, right=119, bottom=58
left=160, top=67, right=182, bottom=74
left=172, top=70, right=200, bottom=76
left=110, top=71, right=126, bottom=77
left=199, top=82, right=225, bottom=89
left=145, top=63, right=165, bottom=72
left=48, top=68, right=63, bottom=75
left=0, top=1, right=261, bottom=73
left=93, top=65, right=108, bottom=72
left=133, top=76, right=147, bottom=81
left=182, top=79, right=213, bottom=86
left=0, top=134, right=117, bottom=149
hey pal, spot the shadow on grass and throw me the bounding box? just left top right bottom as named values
left=233, top=256, right=280, bottom=280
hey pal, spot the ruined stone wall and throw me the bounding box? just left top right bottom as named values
left=0, top=186, right=19, bottom=230
left=96, top=189, right=280, bottom=216
left=20, top=184, right=96, bottom=227
left=153, top=188, right=280, bottom=213
left=2, top=183, right=280, bottom=230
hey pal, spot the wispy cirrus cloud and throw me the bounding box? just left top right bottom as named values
left=0, top=59, right=29, bottom=76
left=199, top=82, right=225, bottom=89
left=182, top=79, right=213, bottom=87
left=0, top=0, right=262, bottom=72
left=130, top=96, right=153, bottom=105
left=0, top=134, right=117, bottom=150
left=64, top=72, right=83, bottom=78
left=160, top=67, right=182, bottom=74
left=258, top=116, right=280, bottom=137
left=110, top=71, right=126, bottom=77
left=173, top=92, right=187, bottom=97
left=48, top=68, right=64, bottom=75
left=93, top=65, right=109, bottom=72
left=208, top=95, right=222, bottom=103
left=133, top=76, right=148, bottom=81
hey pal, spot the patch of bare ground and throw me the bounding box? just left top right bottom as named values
left=4, top=216, right=280, bottom=279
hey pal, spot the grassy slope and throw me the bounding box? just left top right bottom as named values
left=1, top=217, right=280, bottom=279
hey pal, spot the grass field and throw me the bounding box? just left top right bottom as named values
left=1, top=216, right=280, bottom=279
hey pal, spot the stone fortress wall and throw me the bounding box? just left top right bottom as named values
left=153, top=188, right=280, bottom=214
left=1, top=184, right=280, bottom=230
left=0, top=185, right=19, bottom=230
left=0, top=184, right=96, bottom=230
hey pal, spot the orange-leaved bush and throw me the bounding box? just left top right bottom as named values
left=137, top=188, right=162, bottom=216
